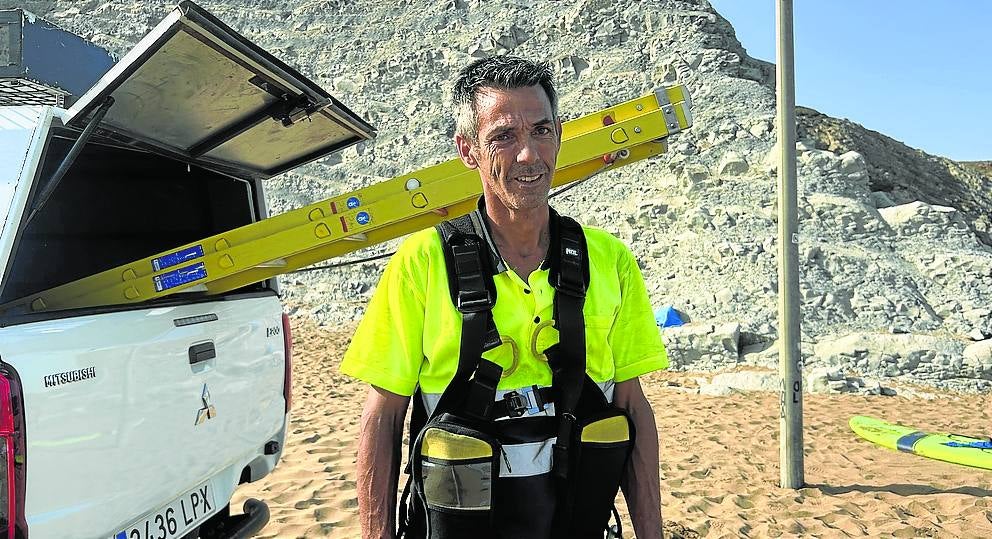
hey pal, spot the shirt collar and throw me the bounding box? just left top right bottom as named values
left=471, top=196, right=557, bottom=275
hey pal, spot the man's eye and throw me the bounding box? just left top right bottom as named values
left=493, top=133, right=511, bottom=142
left=535, top=126, right=552, bottom=135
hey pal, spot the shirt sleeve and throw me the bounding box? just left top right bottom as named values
left=610, top=243, right=669, bottom=382
left=339, top=236, right=428, bottom=396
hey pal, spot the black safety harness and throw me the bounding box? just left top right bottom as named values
left=398, top=208, right=631, bottom=539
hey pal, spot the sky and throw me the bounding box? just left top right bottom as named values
left=708, top=1, right=991, bottom=162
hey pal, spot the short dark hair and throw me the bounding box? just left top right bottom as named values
left=452, top=56, right=558, bottom=143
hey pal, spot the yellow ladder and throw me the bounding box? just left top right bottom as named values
left=8, top=85, right=692, bottom=313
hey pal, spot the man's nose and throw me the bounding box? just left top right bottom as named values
left=516, top=137, right=540, bottom=165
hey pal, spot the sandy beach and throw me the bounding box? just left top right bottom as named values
left=233, top=319, right=992, bottom=538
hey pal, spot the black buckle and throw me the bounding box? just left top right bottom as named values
left=504, top=391, right=529, bottom=418
left=456, top=288, right=493, bottom=313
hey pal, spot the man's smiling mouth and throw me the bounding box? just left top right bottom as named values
left=515, top=174, right=543, bottom=183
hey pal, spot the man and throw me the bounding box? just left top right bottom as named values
left=341, top=56, right=667, bottom=539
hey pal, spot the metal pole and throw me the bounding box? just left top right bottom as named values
left=776, top=0, right=804, bottom=489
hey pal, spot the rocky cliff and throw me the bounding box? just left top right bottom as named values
left=14, top=0, right=992, bottom=392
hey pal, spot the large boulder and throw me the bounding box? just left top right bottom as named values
left=964, top=339, right=992, bottom=367
left=661, top=322, right=741, bottom=371
left=812, top=332, right=978, bottom=383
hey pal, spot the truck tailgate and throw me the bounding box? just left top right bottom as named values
left=0, top=295, right=286, bottom=537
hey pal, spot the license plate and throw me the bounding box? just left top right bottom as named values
left=112, top=482, right=216, bottom=539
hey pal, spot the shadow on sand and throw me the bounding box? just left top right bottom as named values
left=810, top=483, right=992, bottom=497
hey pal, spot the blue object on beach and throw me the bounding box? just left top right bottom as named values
left=943, top=440, right=992, bottom=449
left=654, top=305, right=684, bottom=328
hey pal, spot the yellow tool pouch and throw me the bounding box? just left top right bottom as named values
left=411, top=414, right=501, bottom=538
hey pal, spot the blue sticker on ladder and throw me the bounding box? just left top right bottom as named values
left=356, top=211, right=371, bottom=225
left=151, top=245, right=204, bottom=272
left=895, top=431, right=928, bottom=453
left=116, top=532, right=126, bottom=539
left=347, top=196, right=361, bottom=209
left=153, top=262, right=207, bottom=292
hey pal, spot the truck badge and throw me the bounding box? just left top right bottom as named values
left=44, top=366, right=97, bottom=388
left=195, top=384, right=217, bottom=425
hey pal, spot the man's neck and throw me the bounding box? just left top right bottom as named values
left=485, top=203, right=550, bottom=277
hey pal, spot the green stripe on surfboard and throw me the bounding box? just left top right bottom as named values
left=850, top=415, right=992, bottom=470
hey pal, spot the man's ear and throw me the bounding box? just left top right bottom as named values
left=455, top=133, right=479, bottom=169
left=556, top=117, right=563, bottom=146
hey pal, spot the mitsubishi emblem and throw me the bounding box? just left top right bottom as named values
left=195, top=384, right=217, bottom=425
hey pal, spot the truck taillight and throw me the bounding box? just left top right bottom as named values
left=282, top=312, right=293, bottom=414
left=0, top=374, right=20, bottom=539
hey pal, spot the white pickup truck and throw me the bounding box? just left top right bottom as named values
left=0, top=2, right=373, bottom=538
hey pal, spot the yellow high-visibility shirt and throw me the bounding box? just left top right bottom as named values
left=340, top=216, right=668, bottom=397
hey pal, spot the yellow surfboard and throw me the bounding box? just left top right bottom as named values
left=850, top=415, right=992, bottom=470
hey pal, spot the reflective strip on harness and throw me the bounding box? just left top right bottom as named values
left=501, top=439, right=556, bottom=478
left=580, top=416, right=630, bottom=443
left=422, top=428, right=493, bottom=460
left=420, top=380, right=616, bottom=418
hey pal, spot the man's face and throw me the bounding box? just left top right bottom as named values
left=456, top=85, right=561, bottom=214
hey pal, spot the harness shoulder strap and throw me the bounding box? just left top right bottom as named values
left=546, top=212, right=598, bottom=480
left=430, top=214, right=502, bottom=421
left=547, top=213, right=629, bottom=539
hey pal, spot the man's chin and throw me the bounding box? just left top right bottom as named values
left=484, top=182, right=551, bottom=214
left=507, top=194, right=551, bottom=212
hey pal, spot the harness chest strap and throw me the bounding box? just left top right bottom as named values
left=493, top=385, right=556, bottom=418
